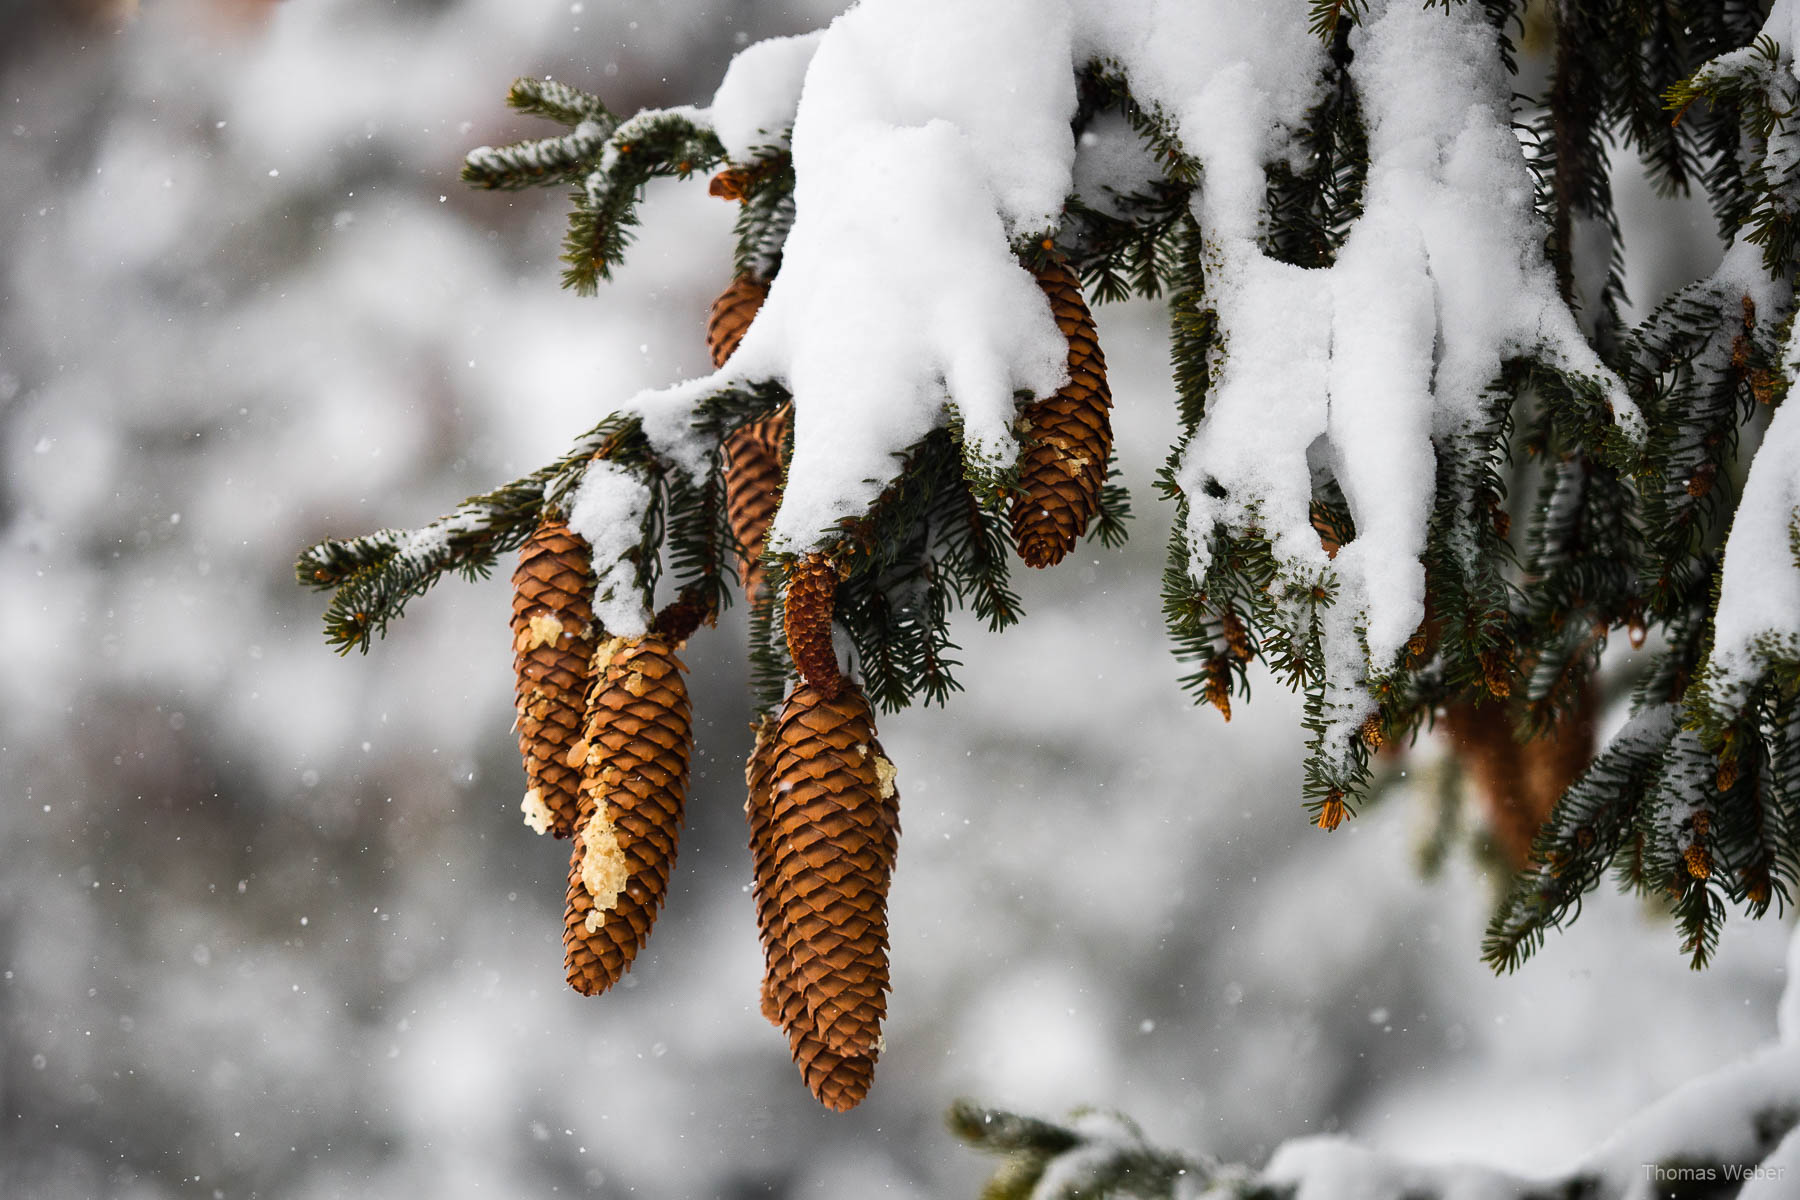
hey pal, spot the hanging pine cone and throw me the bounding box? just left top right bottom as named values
left=564, top=634, right=692, bottom=996
left=786, top=1018, right=877, bottom=1114
left=512, top=519, right=598, bottom=840
left=783, top=553, right=844, bottom=698
left=748, top=699, right=883, bottom=1111
left=1010, top=259, right=1113, bottom=568
left=709, top=273, right=789, bottom=604
left=707, top=273, right=768, bottom=369
left=725, top=406, right=790, bottom=606
left=1441, top=681, right=1596, bottom=870
left=759, top=681, right=899, bottom=1108
left=744, top=716, right=794, bottom=1028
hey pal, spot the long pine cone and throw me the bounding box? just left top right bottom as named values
left=564, top=634, right=692, bottom=996
left=709, top=274, right=789, bottom=604
left=783, top=553, right=844, bottom=698
left=745, top=717, right=794, bottom=1028
left=512, top=519, right=598, bottom=839
left=725, top=406, right=790, bottom=606
left=756, top=681, right=899, bottom=1110
left=750, top=710, right=874, bottom=1109
left=1010, top=259, right=1113, bottom=568
left=707, top=273, right=768, bottom=369
left=1442, top=682, right=1597, bottom=871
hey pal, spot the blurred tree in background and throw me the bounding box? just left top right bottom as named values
left=5, top=2, right=1800, bottom=1198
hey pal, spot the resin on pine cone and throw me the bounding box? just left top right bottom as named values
left=1009, top=258, right=1113, bottom=568
left=783, top=553, right=845, bottom=699
left=764, top=681, right=899, bottom=1081
left=512, top=518, right=598, bottom=840
left=564, top=634, right=692, bottom=996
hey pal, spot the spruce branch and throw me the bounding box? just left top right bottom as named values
left=953, top=1081, right=1800, bottom=1200
left=1306, top=0, right=1366, bottom=43
left=561, top=109, right=726, bottom=294
left=506, top=76, right=612, bottom=127
left=296, top=414, right=643, bottom=653
left=724, top=150, right=796, bottom=281
left=462, top=122, right=614, bottom=192
left=461, top=78, right=618, bottom=192
left=949, top=1100, right=1218, bottom=1200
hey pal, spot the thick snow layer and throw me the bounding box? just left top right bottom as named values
left=614, top=0, right=1634, bottom=750
left=708, top=32, right=823, bottom=158
left=1069, top=113, right=1166, bottom=219
left=1582, top=1044, right=1800, bottom=1199
left=567, top=459, right=652, bottom=636
left=1261, top=926, right=1800, bottom=1198
left=1174, top=0, right=1635, bottom=750
left=1264, top=1138, right=1527, bottom=1200
left=1692, top=6, right=1800, bottom=707
left=1704, top=385, right=1800, bottom=695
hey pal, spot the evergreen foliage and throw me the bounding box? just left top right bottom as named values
left=951, top=1082, right=1800, bottom=1200
left=300, top=0, right=1800, bottom=974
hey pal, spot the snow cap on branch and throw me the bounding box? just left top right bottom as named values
left=620, top=0, right=1636, bottom=747
left=567, top=458, right=652, bottom=636
left=709, top=31, right=822, bottom=159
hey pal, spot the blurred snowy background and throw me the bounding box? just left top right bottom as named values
left=0, top=1, right=1793, bottom=1197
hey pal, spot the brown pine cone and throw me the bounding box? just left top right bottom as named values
left=744, top=716, right=793, bottom=1028
left=764, top=682, right=899, bottom=1074
left=1009, top=259, right=1113, bottom=568
left=783, top=553, right=844, bottom=699
left=1442, top=680, right=1596, bottom=870
left=512, top=519, right=598, bottom=840
left=709, top=274, right=788, bottom=604
left=564, top=634, right=693, bottom=996
left=750, top=707, right=880, bottom=1112
left=724, top=405, right=790, bottom=606
left=787, top=1022, right=876, bottom=1113
left=707, top=274, right=769, bottom=369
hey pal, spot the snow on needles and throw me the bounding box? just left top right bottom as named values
left=1176, top=1, right=1635, bottom=752
left=1701, top=365, right=1800, bottom=699
left=567, top=459, right=651, bottom=637
left=1690, top=9, right=1800, bottom=714
left=713, top=0, right=1078, bottom=549
left=605, top=0, right=1637, bottom=733
left=708, top=32, right=822, bottom=159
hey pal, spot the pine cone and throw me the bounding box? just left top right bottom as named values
left=512, top=519, right=598, bottom=840
left=744, top=716, right=793, bottom=1028
left=748, top=702, right=882, bottom=1111
left=709, top=274, right=788, bottom=604
left=764, top=682, right=899, bottom=1079
left=1010, top=259, right=1113, bottom=568
left=1442, top=681, right=1595, bottom=870
left=783, top=553, right=844, bottom=698
left=787, top=1023, right=876, bottom=1113
left=564, top=634, right=692, bottom=996
left=725, top=405, right=790, bottom=606
left=707, top=274, right=768, bottom=369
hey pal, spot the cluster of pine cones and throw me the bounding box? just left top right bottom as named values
left=506, top=189, right=1113, bottom=1112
